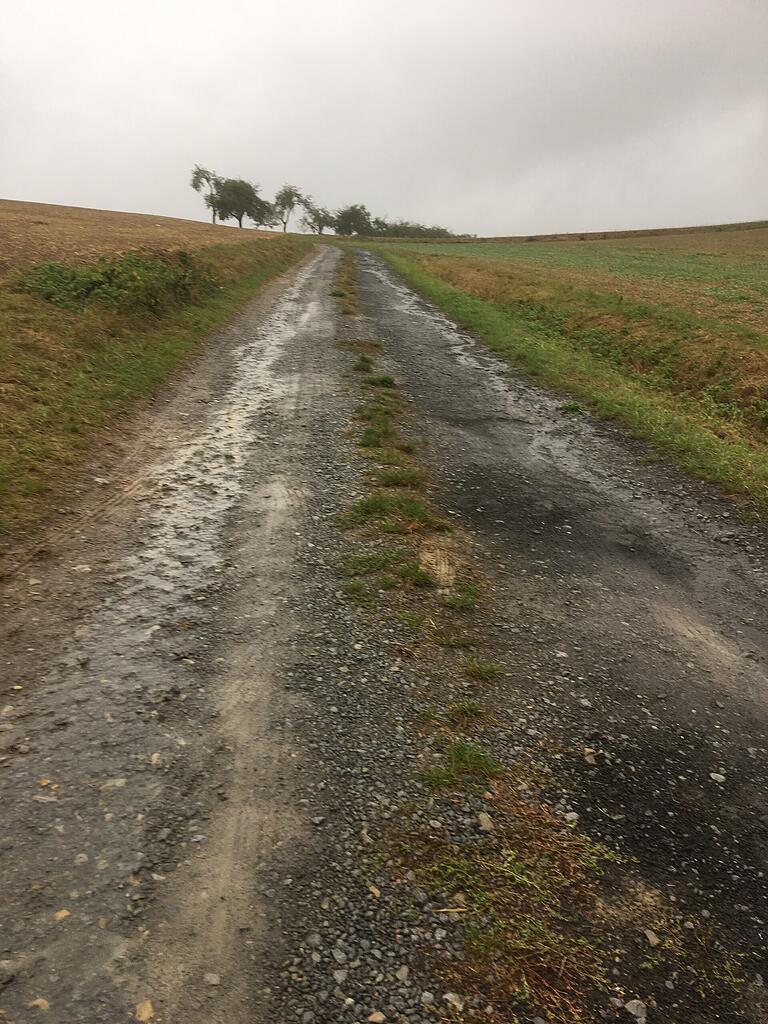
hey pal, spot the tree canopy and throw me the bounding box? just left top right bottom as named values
left=190, top=165, right=222, bottom=224
left=300, top=201, right=336, bottom=235
left=334, top=204, right=374, bottom=236
left=273, top=185, right=304, bottom=233
left=214, top=178, right=274, bottom=229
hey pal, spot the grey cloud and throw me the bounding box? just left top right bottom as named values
left=1, top=0, right=766, bottom=235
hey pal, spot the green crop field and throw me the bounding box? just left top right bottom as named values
left=377, top=225, right=768, bottom=514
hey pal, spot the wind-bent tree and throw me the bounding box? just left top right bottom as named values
left=273, top=184, right=304, bottom=232
left=190, top=165, right=222, bottom=223
left=300, top=200, right=335, bottom=235
left=335, top=204, right=373, bottom=236
left=250, top=195, right=278, bottom=228
left=214, top=178, right=264, bottom=228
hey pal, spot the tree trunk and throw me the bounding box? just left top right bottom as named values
left=237, top=214, right=243, bottom=228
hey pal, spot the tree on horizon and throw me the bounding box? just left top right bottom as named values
left=214, top=178, right=272, bottom=229
left=300, top=200, right=335, bottom=235
left=273, top=185, right=305, bottom=232
left=190, top=165, right=222, bottom=224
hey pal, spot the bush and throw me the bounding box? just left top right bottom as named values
left=20, top=251, right=214, bottom=317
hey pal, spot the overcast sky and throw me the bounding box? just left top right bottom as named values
left=1, top=0, right=766, bottom=235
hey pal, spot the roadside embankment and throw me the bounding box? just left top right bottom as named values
left=378, top=246, right=768, bottom=515
left=0, top=235, right=311, bottom=545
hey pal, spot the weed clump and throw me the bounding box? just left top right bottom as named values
left=448, top=698, right=483, bottom=722
left=375, top=466, right=425, bottom=488
left=396, top=561, right=434, bottom=587
left=339, top=489, right=449, bottom=533
left=423, top=740, right=502, bottom=788
left=408, top=781, right=621, bottom=1022
left=443, top=583, right=479, bottom=611
left=353, top=353, right=374, bottom=371
left=342, top=549, right=405, bottom=576
left=464, top=656, right=501, bottom=680
left=20, top=251, right=213, bottom=316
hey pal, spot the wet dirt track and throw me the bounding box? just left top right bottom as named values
left=1, top=246, right=767, bottom=1023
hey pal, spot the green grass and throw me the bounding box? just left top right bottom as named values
left=357, top=397, right=401, bottom=450
left=332, top=248, right=358, bottom=316
left=341, top=548, right=406, bottom=576
left=374, top=465, right=425, bottom=488
left=396, top=561, right=434, bottom=586
left=560, top=400, right=585, bottom=415
left=365, top=373, right=397, bottom=388
left=397, top=610, right=425, bottom=628
left=360, top=424, right=391, bottom=448
left=443, top=583, right=480, bottom=611
left=353, top=353, right=374, bottom=371
left=377, top=234, right=768, bottom=302
left=422, top=739, right=502, bottom=789
left=0, top=236, right=310, bottom=541
left=379, top=249, right=768, bottom=513
left=431, top=630, right=474, bottom=648
left=464, top=656, right=501, bottom=680
left=447, top=697, right=483, bottom=722
left=339, top=489, right=449, bottom=533
left=408, top=780, right=621, bottom=1022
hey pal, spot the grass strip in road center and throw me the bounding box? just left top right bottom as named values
left=333, top=330, right=621, bottom=1020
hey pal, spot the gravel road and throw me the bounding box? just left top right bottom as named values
left=1, top=246, right=766, bottom=1023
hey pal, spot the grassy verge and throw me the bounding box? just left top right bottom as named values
left=378, top=249, right=768, bottom=515
left=0, top=237, right=310, bottom=543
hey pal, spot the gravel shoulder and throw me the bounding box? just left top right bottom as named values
left=1, top=245, right=767, bottom=1024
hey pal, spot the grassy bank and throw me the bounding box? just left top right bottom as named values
left=0, top=236, right=310, bottom=543
left=379, top=243, right=768, bottom=514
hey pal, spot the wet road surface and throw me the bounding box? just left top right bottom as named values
left=1, top=246, right=766, bottom=1023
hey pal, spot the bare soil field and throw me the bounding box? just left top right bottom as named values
left=0, top=199, right=276, bottom=275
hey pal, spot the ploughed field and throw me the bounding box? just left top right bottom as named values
left=378, top=225, right=768, bottom=512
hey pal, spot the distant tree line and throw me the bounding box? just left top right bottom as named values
left=190, top=166, right=461, bottom=238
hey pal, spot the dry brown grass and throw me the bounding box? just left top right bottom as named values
left=415, top=254, right=768, bottom=408
left=0, top=199, right=278, bottom=276
left=471, top=222, right=768, bottom=253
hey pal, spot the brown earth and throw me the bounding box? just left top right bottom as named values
left=0, top=199, right=278, bottom=275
